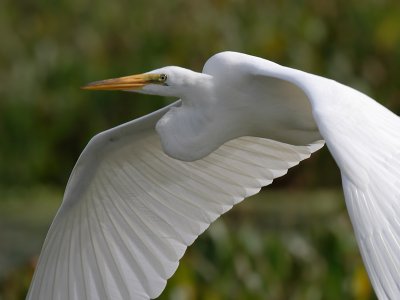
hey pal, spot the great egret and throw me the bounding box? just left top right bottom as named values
left=27, top=51, right=400, bottom=300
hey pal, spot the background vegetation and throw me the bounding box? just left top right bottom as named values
left=1, top=0, right=400, bottom=299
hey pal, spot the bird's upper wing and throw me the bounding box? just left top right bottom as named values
left=312, top=90, right=400, bottom=300
left=235, top=51, right=400, bottom=300
left=27, top=100, right=323, bottom=300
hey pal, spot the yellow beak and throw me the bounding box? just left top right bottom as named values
left=81, top=73, right=160, bottom=91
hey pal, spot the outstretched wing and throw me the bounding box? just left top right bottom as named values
left=312, top=86, right=400, bottom=300
left=27, top=100, right=323, bottom=300
left=232, top=50, right=400, bottom=300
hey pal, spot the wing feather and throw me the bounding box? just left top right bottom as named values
left=295, top=72, right=400, bottom=299
left=27, top=102, right=323, bottom=300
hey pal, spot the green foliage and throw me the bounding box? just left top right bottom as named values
left=1, top=0, right=400, bottom=187
left=1, top=0, right=399, bottom=299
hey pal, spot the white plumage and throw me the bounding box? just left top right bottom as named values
left=27, top=52, right=400, bottom=299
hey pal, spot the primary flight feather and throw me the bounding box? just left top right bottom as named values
left=27, top=51, right=400, bottom=300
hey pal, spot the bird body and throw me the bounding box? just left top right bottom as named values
left=27, top=52, right=400, bottom=300
left=155, top=53, right=322, bottom=161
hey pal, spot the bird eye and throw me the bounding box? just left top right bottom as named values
left=159, top=74, right=168, bottom=82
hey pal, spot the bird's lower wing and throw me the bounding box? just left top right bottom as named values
left=27, top=102, right=323, bottom=300
left=310, top=82, right=400, bottom=300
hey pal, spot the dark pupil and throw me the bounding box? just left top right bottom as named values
left=160, top=74, right=167, bottom=81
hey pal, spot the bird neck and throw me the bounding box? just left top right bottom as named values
left=179, top=73, right=213, bottom=101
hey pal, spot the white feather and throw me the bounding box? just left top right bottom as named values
left=27, top=101, right=323, bottom=299
left=28, top=51, right=400, bottom=299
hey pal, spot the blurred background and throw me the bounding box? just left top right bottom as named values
left=1, top=0, right=400, bottom=299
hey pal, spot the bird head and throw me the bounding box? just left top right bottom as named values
left=82, top=67, right=221, bottom=161
left=81, top=66, right=204, bottom=98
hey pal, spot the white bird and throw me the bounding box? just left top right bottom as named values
left=27, top=51, right=400, bottom=300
